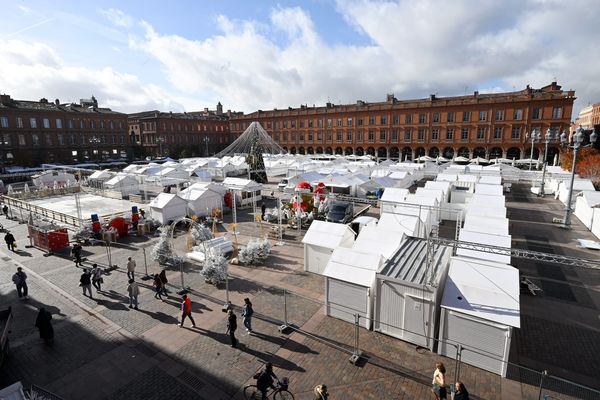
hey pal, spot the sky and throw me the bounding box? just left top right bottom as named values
left=1, top=0, right=599, bottom=118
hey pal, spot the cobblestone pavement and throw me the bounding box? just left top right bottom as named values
left=1, top=183, right=599, bottom=399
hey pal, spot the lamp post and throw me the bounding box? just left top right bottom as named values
left=539, top=128, right=558, bottom=197
left=525, top=129, right=541, bottom=171
left=156, top=136, right=165, bottom=158
left=203, top=136, right=210, bottom=156
left=89, top=136, right=101, bottom=160
left=559, top=126, right=597, bottom=229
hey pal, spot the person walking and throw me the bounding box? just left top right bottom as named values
left=431, top=362, right=447, bottom=400
left=180, top=294, right=196, bottom=327
left=12, top=267, right=29, bottom=300
left=126, top=257, right=136, bottom=280
left=242, top=297, right=254, bottom=334
left=227, top=308, right=237, bottom=348
left=153, top=274, right=163, bottom=301
left=4, top=231, right=16, bottom=252
left=2, top=204, right=8, bottom=218
left=454, top=381, right=470, bottom=400
left=127, top=278, right=139, bottom=310
left=314, top=384, right=329, bottom=400
left=35, top=307, right=54, bottom=345
left=91, top=263, right=103, bottom=291
left=80, top=269, right=93, bottom=298
left=261, top=203, right=266, bottom=220
left=159, top=269, right=168, bottom=295
left=71, top=243, right=83, bottom=266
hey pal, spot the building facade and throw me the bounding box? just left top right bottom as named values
left=127, top=103, right=236, bottom=159
left=574, top=102, right=600, bottom=131
left=0, top=95, right=130, bottom=167
left=230, top=82, right=575, bottom=162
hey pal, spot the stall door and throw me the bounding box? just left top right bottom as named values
left=443, top=310, right=508, bottom=376
left=327, top=279, right=367, bottom=324
left=403, top=294, right=433, bottom=349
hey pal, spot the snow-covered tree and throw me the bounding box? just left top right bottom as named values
left=201, top=249, right=228, bottom=285
left=238, top=238, right=271, bottom=265
left=151, top=226, right=183, bottom=265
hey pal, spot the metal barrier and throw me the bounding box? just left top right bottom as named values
left=2, top=195, right=85, bottom=227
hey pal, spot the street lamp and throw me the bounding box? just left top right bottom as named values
left=525, top=129, right=541, bottom=171
left=559, top=125, right=597, bottom=229
left=539, top=128, right=559, bottom=197
left=156, top=136, right=165, bottom=158
left=203, top=136, right=210, bottom=156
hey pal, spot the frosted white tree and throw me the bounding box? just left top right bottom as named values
left=151, top=226, right=183, bottom=266
left=201, top=249, right=228, bottom=285
left=238, top=238, right=271, bottom=265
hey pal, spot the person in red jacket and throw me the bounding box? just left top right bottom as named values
left=180, top=294, right=196, bottom=328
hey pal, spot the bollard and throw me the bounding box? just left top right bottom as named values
left=141, top=247, right=152, bottom=280
left=455, top=344, right=462, bottom=384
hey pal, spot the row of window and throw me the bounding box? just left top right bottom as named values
left=139, top=134, right=229, bottom=145
left=233, top=107, right=562, bottom=131
left=139, top=121, right=228, bottom=133
left=269, top=125, right=552, bottom=143
left=0, top=116, right=125, bottom=130
left=0, top=133, right=127, bottom=147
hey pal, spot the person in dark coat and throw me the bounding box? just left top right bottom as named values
left=71, top=243, right=83, bottom=266
left=454, top=382, right=469, bottom=400
left=4, top=231, right=15, bottom=251
left=80, top=269, right=93, bottom=298
left=159, top=269, right=169, bottom=295
left=261, top=203, right=266, bottom=220
left=227, top=309, right=238, bottom=348
left=35, top=307, right=54, bottom=345
left=242, top=297, right=254, bottom=334
left=2, top=204, right=8, bottom=218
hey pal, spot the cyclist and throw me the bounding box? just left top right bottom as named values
left=256, top=362, right=278, bottom=399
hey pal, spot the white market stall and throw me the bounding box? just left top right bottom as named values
left=424, top=180, right=452, bottom=203
left=149, top=193, right=188, bottom=224
left=574, top=191, right=600, bottom=230
left=179, top=184, right=224, bottom=217
left=463, top=215, right=509, bottom=236
left=375, top=238, right=453, bottom=349
left=556, top=179, right=595, bottom=205
left=378, top=212, right=426, bottom=238
left=379, top=188, right=409, bottom=214
left=222, top=177, right=262, bottom=208
left=475, top=183, right=504, bottom=196
left=103, top=174, right=140, bottom=197
left=323, top=248, right=383, bottom=329
left=302, top=220, right=356, bottom=274
left=31, top=170, right=76, bottom=188
left=87, top=169, right=114, bottom=188
left=438, top=256, right=520, bottom=377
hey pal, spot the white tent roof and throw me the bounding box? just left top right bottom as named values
left=463, top=215, right=509, bottom=236
left=323, top=248, right=383, bottom=287
left=302, top=220, right=355, bottom=249
left=437, top=173, right=457, bottom=182
left=105, top=174, right=137, bottom=186
left=442, top=256, right=520, bottom=328
left=149, top=193, right=187, bottom=209
left=222, top=177, right=262, bottom=191
left=415, top=188, right=444, bottom=203
left=352, top=226, right=403, bottom=260
left=424, top=180, right=451, bottom=194
left=457, top=229, right=511, bottom=264
left=380, top=187, right=409, bottom=203
left=388, top=171, right=409, bottom=180
left=457, top=174, right=478, bottom=183
left=89, top=169, right=113, bottom=180
left=402, top=194, right=438, bottom=208
left=580, top=191, right=600, bottom=208
left=561, top=179, right=595, bottom=192
left=181, top=182, right=227, bottom=196
left=469, top=194, right=506, bottom=209
left=378, top=212, right=421, bottom=236
left=478, top=175, right=502, bottom=185
left=466, top=205, right=507, bottom=218
left=475, top=184, right=504, bottom=196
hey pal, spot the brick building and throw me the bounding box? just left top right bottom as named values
left=229, top=82, right=575, bottom=162
left=128, top=103, right=237, bottom=159
left=0, top=94, right=130, bottom=167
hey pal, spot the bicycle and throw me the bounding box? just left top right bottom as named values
left=243, top=377, right=294, bottom=400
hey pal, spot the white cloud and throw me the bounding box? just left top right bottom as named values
left=0, top=39, right=197, bottom=113
left=131, top=1, right=600, bottom=117
left=99, top=8, right=133, bottom=28
left=18, top=5, right=32, bottom=14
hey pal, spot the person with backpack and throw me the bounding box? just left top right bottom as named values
left=4, top=231, right=16, bottom=252
left=255, top=362, right=278, bottom=400
left=12, top=267, right=29, bottom=299
left=80, top=269, right=93, bottom=298
left=242, top=297, right=254, bottom=334
left=91, top=264, right=103, bottom=291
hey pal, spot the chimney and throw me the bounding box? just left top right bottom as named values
left=473, top=91, right=479, bottom=97
left=0, top=94, right=11, bottom=105
left=430, top=94, right=436, bottom=101
left=55, top=98, right=60, bottom=105
left=386, top=93, right=396, bottom=103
